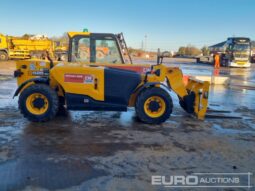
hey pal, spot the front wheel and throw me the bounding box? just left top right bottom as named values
left=0, top=51, right=8, bottom=61
left=135, top=87, right=173, bottom=124
left=19, top=84, right=59, bottom=122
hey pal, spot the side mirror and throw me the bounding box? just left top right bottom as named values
left=160, top=51, right=171, bottom=58
left=157, top=49, right=171, bottom=64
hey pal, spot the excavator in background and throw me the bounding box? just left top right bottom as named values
left=13, top=31, right=210, bottom=124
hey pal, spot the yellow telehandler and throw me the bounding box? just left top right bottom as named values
left=13, top=31, right=209, bottom=124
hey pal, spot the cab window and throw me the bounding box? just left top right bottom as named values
left=95, top=39, right=122, bottom=64
left=228, top=44, right=233, bottom=51
left=71, top=37, right=90, bottom=62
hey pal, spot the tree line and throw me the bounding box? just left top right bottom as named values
left=177, top=45, right=210, bottom=56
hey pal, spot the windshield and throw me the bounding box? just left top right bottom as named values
left=232, top=43, right=250, bottom=51
left=95, top=39, right=122, bottom=64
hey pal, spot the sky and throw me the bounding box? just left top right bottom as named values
left=0, top=0, right=254, bottom=51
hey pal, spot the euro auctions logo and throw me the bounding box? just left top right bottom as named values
left=152, top=175, right=198, bottom=187
left=151, top=173, right=252, bottom=188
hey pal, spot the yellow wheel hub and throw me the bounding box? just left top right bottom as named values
left=144, top=96, right=166, bottom=118
left=0, top=55, right=6, bottom=59
left=26, top=93, right=49, bottom=115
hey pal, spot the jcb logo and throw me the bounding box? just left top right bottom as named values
left=84, top=75, right=94, bottom=84
left=142, top=67, right=151, bottom=73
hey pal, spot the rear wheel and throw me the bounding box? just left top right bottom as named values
left=135, top=87, right=173, bottom=124
left=0, top=51, right=8, bottom=61
left=19, top=84, right=59, bottom=122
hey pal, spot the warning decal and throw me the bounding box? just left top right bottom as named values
left=64, top=74, right=94, bottom=84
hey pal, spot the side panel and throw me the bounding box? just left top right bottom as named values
left=10, top=39, right=53, bottom=51
left=104, top=68, right=141, bottom=105
left=51, top=64, right=105, bottom=101
left=64, top=68, right=141, bottom=110
left=52, top=65, right=141, bottom=105
left=15, top=59, right=51, bottom=87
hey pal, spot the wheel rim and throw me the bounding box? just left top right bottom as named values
left=0, top=54, right=6, bottom=60
left=144, top=96, right=166, bottom=118
left=26, top=93, right=49, bottom=115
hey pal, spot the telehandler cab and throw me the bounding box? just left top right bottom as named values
left=13, top=32, right=209, bottom=124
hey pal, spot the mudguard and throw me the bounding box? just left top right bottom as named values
left=135, top=82, right=170, bottom=96
left=13, top=77, right=49, bottom=98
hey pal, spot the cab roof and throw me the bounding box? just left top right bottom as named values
left=67, top=32, right=91, bottom=38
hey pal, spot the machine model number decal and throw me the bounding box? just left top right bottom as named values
left=64, top=74, right=94, bottom=84
left=32, top=71, right=48, bottom=76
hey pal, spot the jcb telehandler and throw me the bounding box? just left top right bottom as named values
left=13, top=32, right=209, bottom=124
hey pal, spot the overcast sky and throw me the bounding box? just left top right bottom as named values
left=0, top=0, right=254, bottom=51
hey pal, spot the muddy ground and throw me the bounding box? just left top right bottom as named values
left=0, top=60, right=254, bottom=191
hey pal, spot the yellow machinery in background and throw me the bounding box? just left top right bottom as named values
left=0, top=33, right=67, bottom=61
left=13, top=31, right=209, bottom=124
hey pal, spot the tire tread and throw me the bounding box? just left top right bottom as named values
left=18, top=84, right=59, bottom=122
left=135, top=87, right=173, bottom=124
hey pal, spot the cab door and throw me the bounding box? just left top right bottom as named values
left=90, top=33, right=124, bottom=64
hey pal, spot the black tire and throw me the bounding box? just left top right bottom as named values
left=0, top=51, right=8, bottom=61
left=135, top=87, right=173, bottom=124
left=19, top=84, right=59, bottom=122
